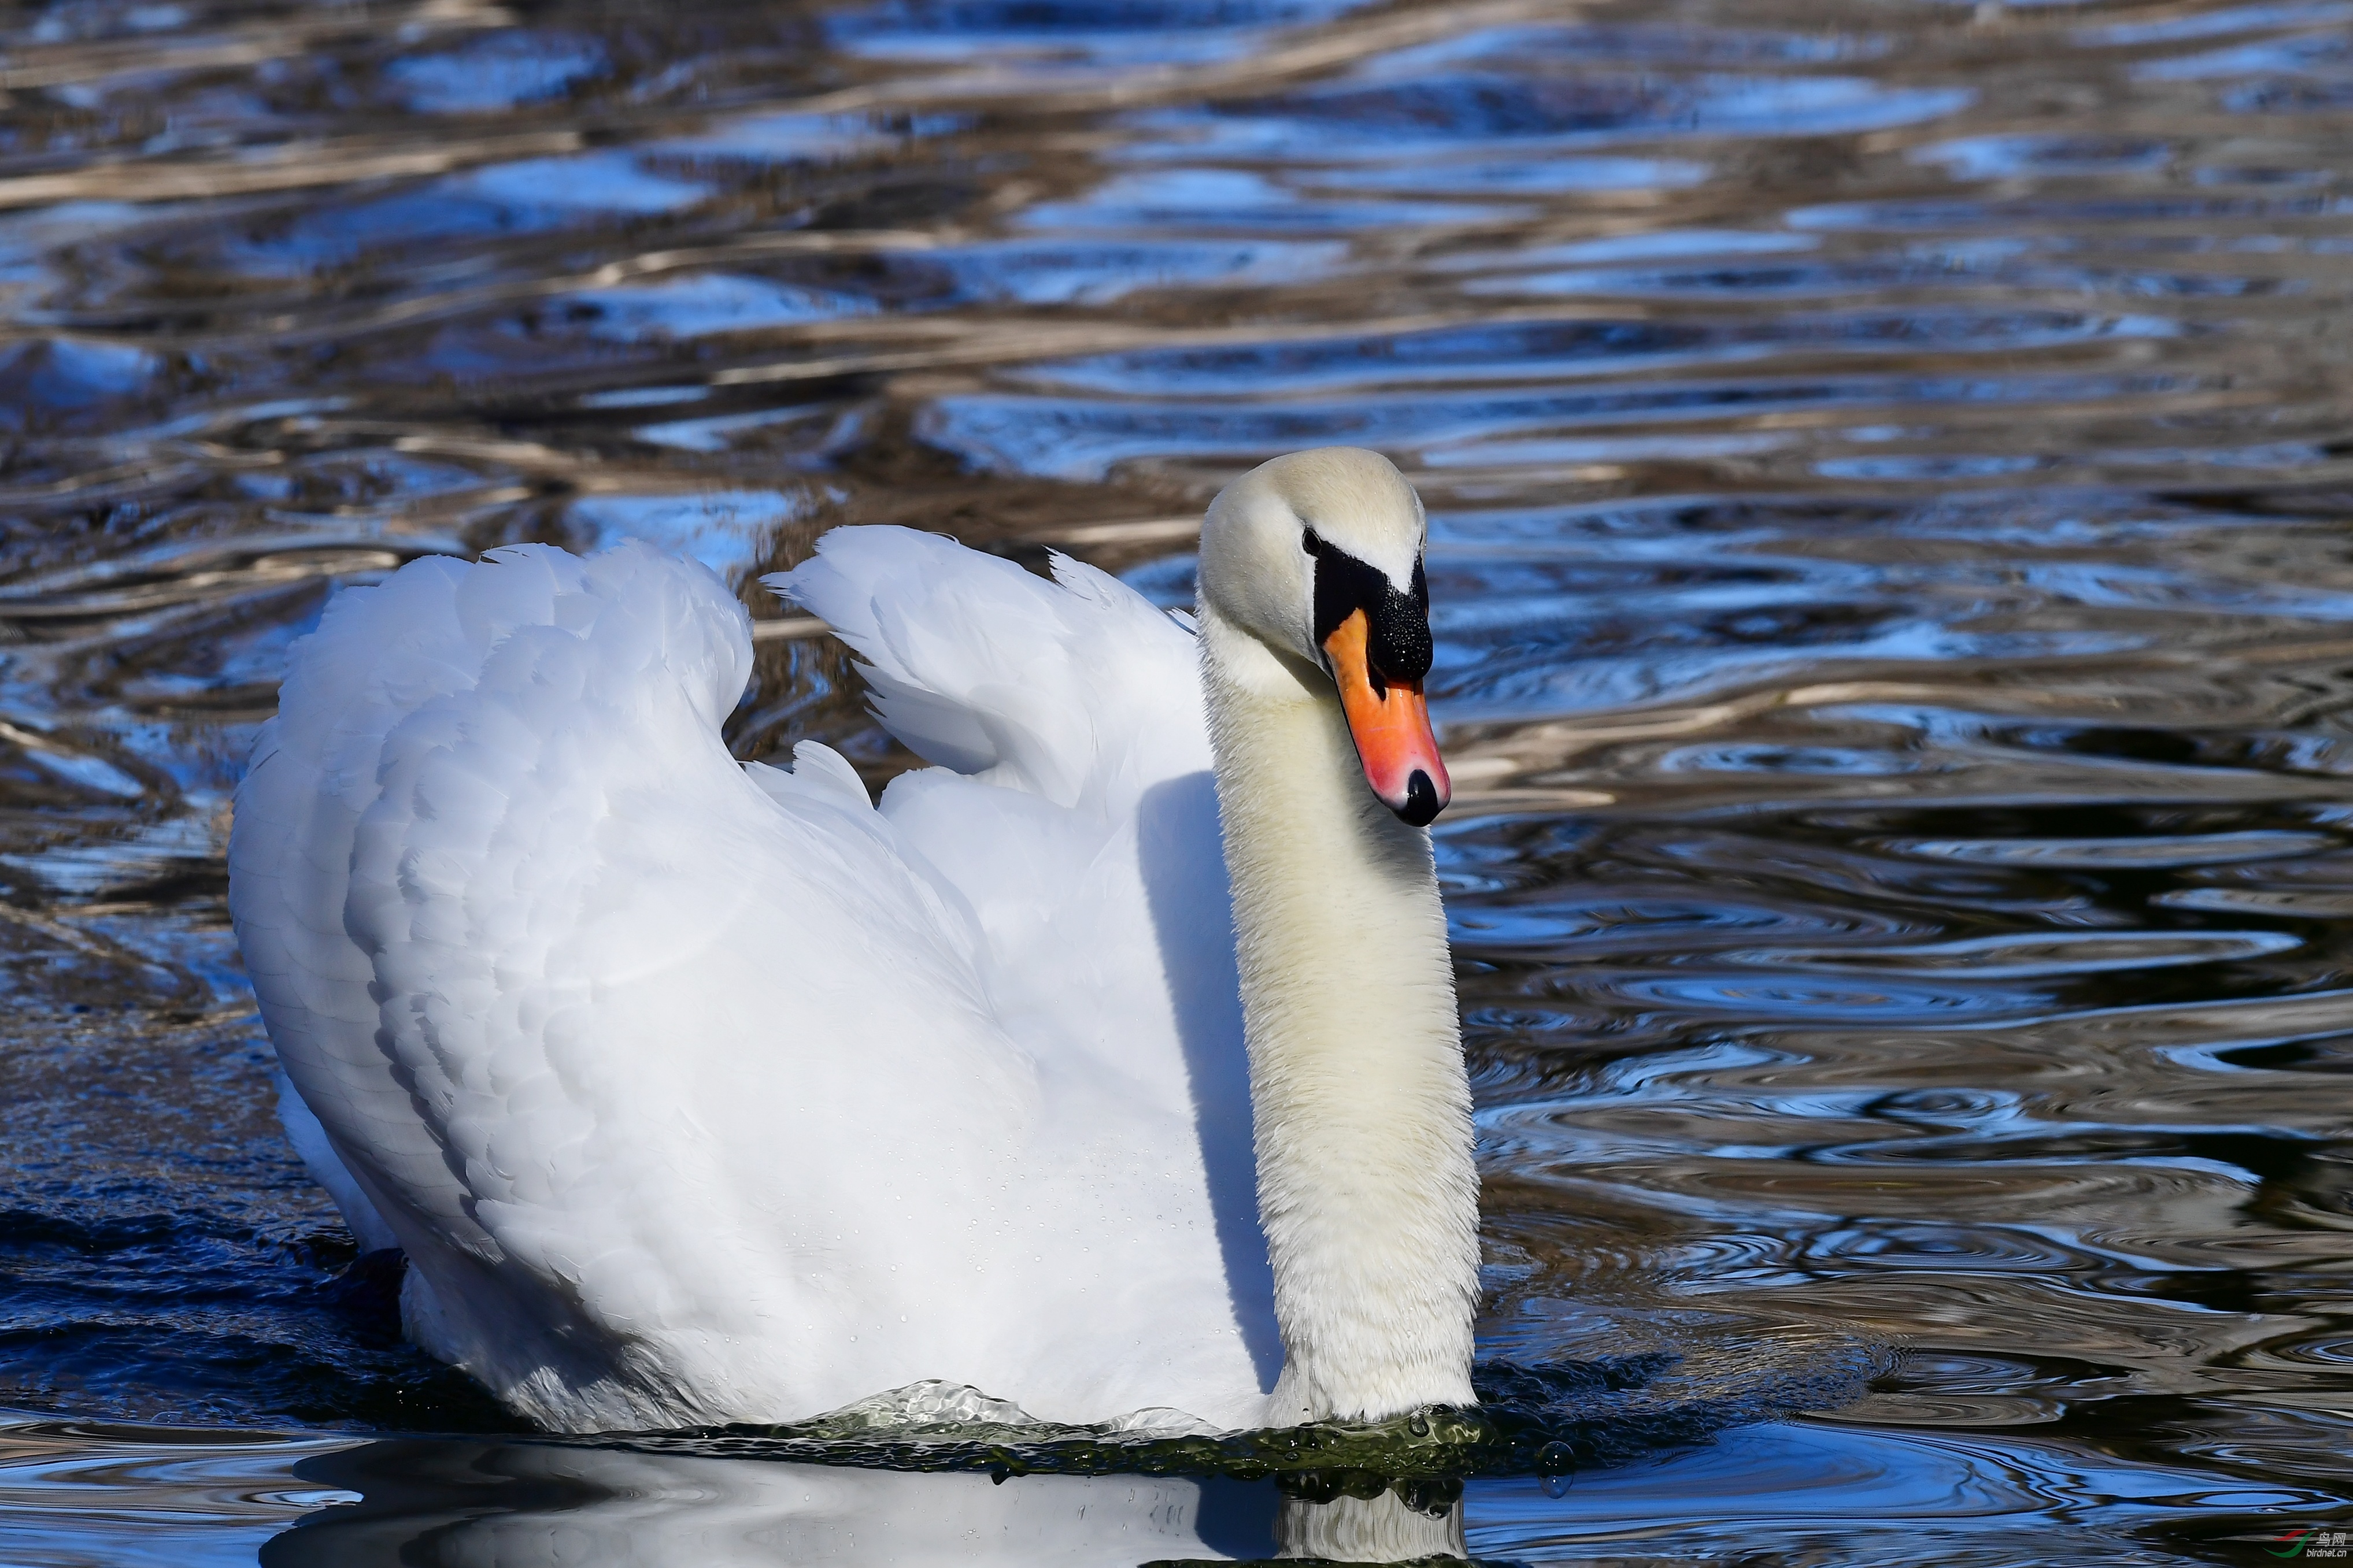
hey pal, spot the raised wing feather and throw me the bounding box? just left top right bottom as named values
left=772, top=529, right=1247, bottom=1085
left=772, top=528, right=1204, bottom=814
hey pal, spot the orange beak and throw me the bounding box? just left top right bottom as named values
left=1322, top=609, right=1451, bottom=826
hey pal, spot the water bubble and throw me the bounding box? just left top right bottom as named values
left=1536, top=1440, right=1576, bottom=1497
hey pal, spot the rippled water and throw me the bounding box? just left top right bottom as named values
left=2, top=0, right=2352, bottom=1561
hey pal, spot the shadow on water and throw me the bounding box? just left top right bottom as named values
left=2, top=0, right=2353, bottom=1560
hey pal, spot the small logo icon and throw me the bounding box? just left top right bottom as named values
left=2272, top=1528, right=2353, bottom=1559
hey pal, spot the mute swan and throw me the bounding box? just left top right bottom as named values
left=228, top=446, right=1477, bottom=1434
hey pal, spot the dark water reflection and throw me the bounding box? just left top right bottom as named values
left=2, top=0, right=2352, bottom=1561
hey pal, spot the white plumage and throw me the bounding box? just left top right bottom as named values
left=232, top=531, right=1278, bottom=1432
left=231, top=447, right=1479, bottom=1436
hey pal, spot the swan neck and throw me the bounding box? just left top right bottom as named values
left=1199, top=602, right=1479, bottom=1425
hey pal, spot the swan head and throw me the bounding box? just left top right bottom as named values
left=1199, top=447, right=1451, bottom=826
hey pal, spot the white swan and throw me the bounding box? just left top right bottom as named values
left=228, top=446, right=1478, bottom=1434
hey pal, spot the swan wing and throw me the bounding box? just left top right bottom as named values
left=772, top=532, right=1250, bottom=1088
left=232, top=536, right=1272, bottom=1432
left=778, top=531, right=1277, bottom=1403
left=231, top=543, right=1035, bottom=1428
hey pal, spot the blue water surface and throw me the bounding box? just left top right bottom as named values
left=2, top=0, right=2352, bottom=1561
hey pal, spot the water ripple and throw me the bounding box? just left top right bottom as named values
left=1, top=0, right=2351, bottom=1561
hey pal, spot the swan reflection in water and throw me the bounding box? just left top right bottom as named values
left=262, top=1440, right=1467, bottom=1566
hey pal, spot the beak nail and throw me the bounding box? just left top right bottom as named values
left=1401, top=770, right=1440, bottom=828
